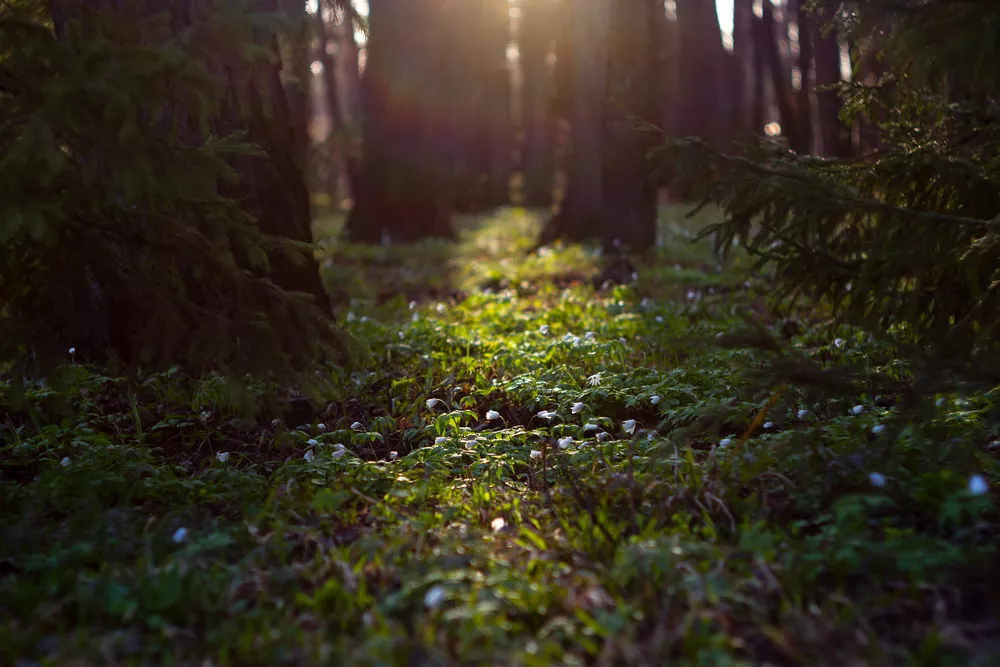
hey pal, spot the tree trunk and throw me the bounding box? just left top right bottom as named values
left=519, top=0, right=556, bottom=208
left=794, top=0, right=814, bottom=153
left=812, top=16, right=849, bottom=156
left=315, top=6, right=360, bottom=201
left=674, top=0, right=731, bottom=148
left=346, top=0, right=454, bottom=244
left=757, top=0, right=807, bottom=153
left=542, top=0, right=610, bottom=243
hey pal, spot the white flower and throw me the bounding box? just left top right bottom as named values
left=797, top=409, right=810, bottom=420
left=330, top=448, right=345, bottom=460
left=872, top=424, right=886, bottom=434
left=411, top=312, right=420, bottom=323
left=388, top=451, right=398, bottom=461
left=539, top=325, right=550, bottom=335
left=936, top=397, right=947, bottom=407
left=622, top=419, right=637, bottom=434
left=423, top=585, right=447, bottom=609
left=199, top=411, right=210, bottom=422
left=587, top=373, right=601, bottom=387
left=346, top=311, right=356, bottom=322
left=486, top=410, right=500, bottom=421
left=584, top=331, right=596, bottom=340
left=529, top=449, right=542, bottom=458
left=216, top=451, right=230, bottom=463
left=763, top=421, right=774, bottom=429
left=307, top=439, right=319, bottom=446
left=436, top=303, right=446, bottom=314
left=834, top=338, right=845, bottom=348
left=398, top=331, right=404, bottom=340
left=60, top=456, right=71, bottom=467
left=303, top=450, right=315, bottom=462
left=619, top=337, right=627, bottom=344
left=351, top=421, right=364, bottom=431
left=68, top=347, right=76, bottom=355
left=852, top=405, right=864, bottom=415
left=537, top=410, right=557, bottom=420
left=719, top=438, right=732, bottom=447
left=571, top=402, right=584, bottom=414
left=631, top=271, right=639, bottom=282
left=640, top=298, right=653, bottom=309
left=172, top=527, right=188, bottom=543
left=409, top=301, right=417, bottom=310
left=583, top=423, right=599, bottom=432
left=435, top=437, right=448, bottom=445
left=557, top=437, right=573, bottom=449
left=686, top=290, right=698, bottom=300
left=596, top=432, right=610, bottom=442
left=968, top=474, right=989, bottom=496
left=360, top=316, right=369, bottom=323
left=655, top=315, right=664, bottom=324
left=271, top=418, right=282, bottom=427
left=869, top=472, right=887, bottom=488
left=317, top=423, right=327, bottom=432
left=465, top=439, right=477, bottom=449
left=426, top=398, right=440, bottom=409
left=490, top=517, right=507, bottom=532
left=332, top=443, right=346, bottom=452
left=650, top=395, right=661, bottom=405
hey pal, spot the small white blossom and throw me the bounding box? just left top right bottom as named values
left=216, top=451, right=229, bottom=463
left=424, top=585, right=447, bottom=609
left=650, top=395, right=661, bottom=405
left=557, top=437, right=573, bottom=449
left=872, top=424, right=886, bottom=434
left=571, top=402, right=584, bottom=414
left=852, top=405, right=864, bottom=415
left=351, top=421, right=364, bottom=431
left=398, top=331, right=404, bottom=340
left=596, top=432, right=611, bottom=442
left=436, top=303, right=446, bottom=314
left=834, top=338, right=845, bottom=348
left=60, top=456, right=71, bottom=467
left=587, top=373, right=602, bottom=387
left=411, top=312, right=420, bottom=323
left=304, top=450, right=316, bottom=462
left=584, top=331, right=596, bottom=340
left=360, top=316, right=369, bottom=323
left=936, top=397, right=947, bottom=407
left=426, top=398, right=440, bottom=409
left=529, top=449, right=543, bottom=459
left=869, top=472, right=887, bottom=488
left=539, top=324, right=550, bottom=335
left=409, top=301, right=417, bottom=310
left=332, top=443, right=346, bottom=452
left=797, top=409, right=810, bottom=420
left=640, top=297, right=653, bottom=309
left=317, top=423, right=327, bottom=432
left=537, top=410, right=557, bottom=420
left=465, top=439, right=477, bottom=449
left=622, top=419, right=637, bottom=434
left=968, top=474, right=989, bottom=496
left=271, top=418, right=282, bottom=427
left=388, top=451, right=398, bottom=461
left=763, top=421, right=774, bottom=429
left=330, top=448, right=346, bottom=460
left=172, top=527, right=188, bottom=543
left=631, top=271, right=639, bottom=282
left=719, top=438, right=732, bottom=448
left=435, top=437, right=448, bottom=445
left=490, top=517, right=507, bottom=532
left=486, top=410, right=500, bottom=421
left=307, top=439, right=319, bottom=446
left=655, top=315, right=664, bottom=324
left=583, top=423, right=599, bottom=432
left=199, top=411, right=210, bottom=422
left=346, top=311, right=356, bottom=322
left=68, top=347, right=76, bottom=355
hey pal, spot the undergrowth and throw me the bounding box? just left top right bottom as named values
left=2, top=208, right=998, bottom=666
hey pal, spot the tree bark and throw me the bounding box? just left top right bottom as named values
left=345, top=0, right=455, bottom=244
left=758, top=0, right=807, bottom=153
left=519, top=0, right=556, bottom=208
left=812, top=16, right=849, bottom=156
left=314, top=6, right=360, bottom=201
left=794, top=0, right=814, bottom=154
left=674, top=0, right=731, bottom=148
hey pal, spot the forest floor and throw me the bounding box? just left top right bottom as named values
left=2, top=208, right=999, bottom=666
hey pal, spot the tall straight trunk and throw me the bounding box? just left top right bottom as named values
left=280, top=0, right=312, bottom=172
left=542, top=0, right=610, bottom=243
left=813, top=18, right=849, bottom=156
left=674, top=0, right=731, bottom=148
left=758, top=0, right=807, bottom=153
left=731, top=0, right=755, bottom=139
left=794, top=0, right=814, bottom=153
left=519, top=0, right=556, bottom=208
left=314, top=6, right=360, bottom=201
left=346, top=0, right=454, bottom=243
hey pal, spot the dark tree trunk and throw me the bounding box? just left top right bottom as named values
left=346, top=0, right=454, bottom=244
left=757, top=0, right=807, bottom=153
left=315, top=6, right=360, bottom=201
left=794, top=0, right=814, bottom=153
left=674, top=0, right=731, bottom=148
left=542, top=0, right=610, bottom=244
left=813, top=17, right=849, bottom=156
left=519, top=0, right=556, bottom=208
left=731, top=0, right=755, bottom=140
left=279, top=0, right=311, bottom=172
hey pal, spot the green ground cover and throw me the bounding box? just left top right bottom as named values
left=2, top=208, right=998, bottom=666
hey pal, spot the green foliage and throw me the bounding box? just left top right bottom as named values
left=2, top=211, right=997, bottom=665
left=0, top=0, right=351, bottom=381
left=660, top=0, right=1000, bottom=399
